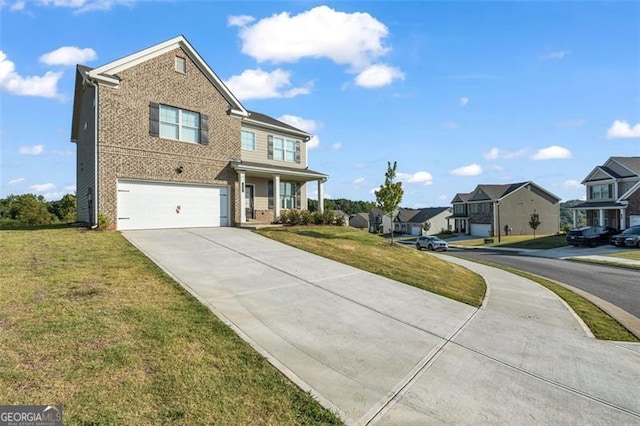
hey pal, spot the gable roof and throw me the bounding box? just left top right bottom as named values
left=244, top=110, right=311, bottom=140
left=395, top=207, right=451, bottom=223
left=582, top=157, right=640, bottom=183
left=460, top=181, right=561, bottom=203
left=611, top=157, right=640, bottom=176
left=451, top=193, right=471, bottom=203
left=84, top=35, right=247, bottom=118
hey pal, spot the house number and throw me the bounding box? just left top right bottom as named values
left=176, top=205, right=181, bottom=214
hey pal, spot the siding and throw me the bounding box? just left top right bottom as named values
left=95, top=47, right=241, bottom=227
left=75, top=83, right=96, bottom=224
left=500, top=186, right=559, bottom=235
left=240, top=123, right=308, bottom=168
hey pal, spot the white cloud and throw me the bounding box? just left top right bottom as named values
left=562, top=179, right=582, bottom=190
left=19, top=144, right=44, bottom=155
left=38, top=0, right=134, bottom=13
left=450, top=163, right=482, bottom=176
left=490, top=164, right=505, bottom=172
left=397, top=171, right=433, bottom=185
left=277, top=114, right=320, bottom=149
left=531, top=145, right=572, bottom=160
left=30, top=183, right=56, bottom=192
left=353, top=177, right=365, bottom=189
left=482, top=147, right=527, bottom=160
left=355, top=64, right=404, bottom=88
left=39, top=46, right=97, bottom=66
left=0, top=51, right=62, bottom=98
left=9, top=177, right=25, bottom=185
left=369, top=187, right=379, bottom=195
left=227, top=15, right=255, bottom=27
left=235, top=6, right=390, bottom=70
left=353, top=162, right=366, bottom=169
left=9, top=1, right=26, bottom=11
left=539, top=51, right=568, bottom=60
left=460, top=96, right=469, bottom=106
left=224, top=68, right=312, bottom=100
left=606, top=120, right=640, bottom=139
left=332, top=142, right=342, bottom=151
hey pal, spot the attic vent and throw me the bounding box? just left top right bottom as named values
left=175, top=57, right=186, bottom=74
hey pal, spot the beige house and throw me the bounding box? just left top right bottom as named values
left=571, top=157, right=640, bottom=230
left=448, top=182, right=561, bottom=238
left=393, top=207, right=452, bottom=236
left=70, top=35, right=327, bottom=230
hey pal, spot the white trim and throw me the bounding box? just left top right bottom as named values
left=619, top=180, right=640, bottom=201
left=243, top=117, right=310, bottom=139
left=609, top=157, right=640, bottom=178
left=498, top=181, right=562, bottom=203
left=87, top=35, right=248, bottom=117
left=581, top=165, right=617, bottom=184
left=233, top=163, right=327, bottom=180
left=241, top=129, right=257, bottom=151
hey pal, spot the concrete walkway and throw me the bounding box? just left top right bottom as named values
left=123, top=228, right=640, bottom=425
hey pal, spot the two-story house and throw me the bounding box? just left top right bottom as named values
left=571, top=157, right=640, bottom=230
left=448, top=181, right=561, bottom=238
left=70, top=35, right=327, bottom=230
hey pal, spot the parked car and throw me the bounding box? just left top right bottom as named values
left=566, top=226, right=612, bottom=247
left=610, top=226, right=640, bottom=248
left=416, top=236, right=448, bottom=251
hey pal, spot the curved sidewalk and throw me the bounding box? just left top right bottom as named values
left=124, top=228, right=640, bottom=425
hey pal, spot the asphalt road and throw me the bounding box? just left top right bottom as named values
left=445, top=248, right=640, bottom=320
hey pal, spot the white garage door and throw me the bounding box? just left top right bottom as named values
left=117, top=180, right=228, bottom=230
left=470, top=223, right=491, bottom=237
left=630, top=215, right=640, bottom=227
left=411, top=226, right=422, bottom=236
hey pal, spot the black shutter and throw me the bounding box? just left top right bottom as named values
left=200, top=114, right=209, bottom=145
left=149, top=102, right=159, bottom=136
left=295, top=183, right=301, bottom=209
left=295, top=141, right=301, bottom=164
left=267, top=135, right=273, bottom=159
left=268, top=180, right=274, bottom=209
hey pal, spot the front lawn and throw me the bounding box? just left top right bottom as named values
left=0, top=229, right=341, bottom=425
left=453, top=234, right=568, bottom=249
left=256, top=226, right=486, bottom=307
left=606, top=249, right=640, bottom=261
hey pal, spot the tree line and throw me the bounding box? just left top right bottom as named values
left=0, top=193, right=77, bottom=227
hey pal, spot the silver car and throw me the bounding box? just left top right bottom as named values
left=416, top=236, right=448, bottom=251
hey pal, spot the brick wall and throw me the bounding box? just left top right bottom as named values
left=97, top=47, right=241, bottom=227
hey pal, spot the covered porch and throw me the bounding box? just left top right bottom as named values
left=446, top=215, right=470, bottom=234
left=570, top=201, right=628, bottom=230
left=232, top=161, right=328, bottom=225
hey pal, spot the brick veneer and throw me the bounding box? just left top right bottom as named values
left=96, top=48, right=241, bottom=227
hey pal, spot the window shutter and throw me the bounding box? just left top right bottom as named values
left=199, top=114, right=209, bottom=145
left=295, top=141, right=301, bottom=164
left=268, top=180, right=274, bottom=209
left=149, top=102, right=159, bottom=136
left=267, top=135, right=273, bottom=159
left=295, top=183, right=301, bottom=209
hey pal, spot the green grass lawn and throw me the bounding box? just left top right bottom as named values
left=256, top=226, right=486, bottom=307
left=0, top=228, right=341, bottom=425
left=453, top=234, right=568, bottom=249
left=606, top=249, right=640, bottom=260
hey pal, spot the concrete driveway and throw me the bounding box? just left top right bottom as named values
left=123, top=228, right=640, bottom=425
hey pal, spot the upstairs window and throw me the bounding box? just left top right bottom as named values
left=589, top=184, right=612, bottom=200
left=453, top=204, right=465, bottom=214
left=175, top=57, right=186, bottom=73
left=268, top=135, right=300, bottom=163
left=241, top=130, right=256, bottom=151
left=159, top=105, right=200, bottom=143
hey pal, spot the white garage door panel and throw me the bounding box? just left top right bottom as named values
left=470, top=223, right=491, bottom=237
left=117, top=181, right=227, bottom=230
left=630, top=215, right=640, bottom=227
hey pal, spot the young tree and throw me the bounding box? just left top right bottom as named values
left=374, top=161, right=404, bottom=244
left=529, top=210, right=541, bottom=239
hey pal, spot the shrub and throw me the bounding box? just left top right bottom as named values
left=97, top=213, right=111, bottom=231
left=312, top=211, right=324, bottom=225
left=335, top=214, right=347, bottom=226
left=300, top=210, right=313, bottom=225
left=288, top=209, right=302, bottom=225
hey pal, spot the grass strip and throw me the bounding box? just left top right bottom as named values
left=256, top=226, right=486, bottom=307
left=0, top=228, right=342, bottom=425
left=450, top=256, right=638, bottom=342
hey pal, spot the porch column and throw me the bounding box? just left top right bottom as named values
left=599, top=209, right=605, bottom=227
left=572, top=210, right=577, bottom=228
left=621, top=208, right=626, bottom=229
left=239, top=171, right=246, bottom=224
left=274, top=175, right=281, bottom=220
left=317, top=179, right=325, bottom=213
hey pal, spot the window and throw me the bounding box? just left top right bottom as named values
left=241, top=130, right=256, bottom=151
left=272, top=136, right=297, bottom=162
left=175, top=56, right=186, bottom=73
left=159, top=105, right=200, bottom=143
left=280, top=182, right=295, bottom=209
left=454, top=204, right=465, bottom=214
left=590, top=184, right=612, bottom=200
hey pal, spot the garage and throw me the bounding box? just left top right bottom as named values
left=117, top=180, right=228, bottom=230
left=470, top=223, right=491, bottom=237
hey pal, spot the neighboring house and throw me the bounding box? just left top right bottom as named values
left=369, top=207, right=393, bottom=234
left=393, top=207, right=452, bottom=236
left=448, top=182, right=561, bottom=237
left=349, top=213, right=369, bottom=229
left=331, top=210, right=349, bottom=226
left=70, top=35, right=327, bottom=230
left=571, top=157, right=640, bottom=230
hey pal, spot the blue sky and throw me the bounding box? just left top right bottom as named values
left=1, top=1, right=639, bottom=207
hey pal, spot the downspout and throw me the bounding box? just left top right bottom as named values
left=91, top=78, right=99, bottom=229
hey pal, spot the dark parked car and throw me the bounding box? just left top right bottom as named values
left=610, top=226, right=640, bottom=248
left=566, top=226, right=612, bottom=247
left=416, top=236, right=448, bottom=251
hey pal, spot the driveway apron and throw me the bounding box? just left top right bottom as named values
left=123, top=228, right=640, bottom=425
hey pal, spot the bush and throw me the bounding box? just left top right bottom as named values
left=335, top=214, right=347, bottom=226
left=97, top=213, right=111, bottom=231
left=300, top=210, right=313, bottom=225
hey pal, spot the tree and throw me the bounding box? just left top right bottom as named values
left=374, top=161, right=404, bottom=244
left=529, top=210, right=541, bottom=239
left=0, top=194, right=52, bottom=225
left=422, top=220, right=431, bottom=236
left=48, top=193, right=77, bottom=223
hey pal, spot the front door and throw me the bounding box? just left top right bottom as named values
left=245, top=184, right=254, bottom=220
